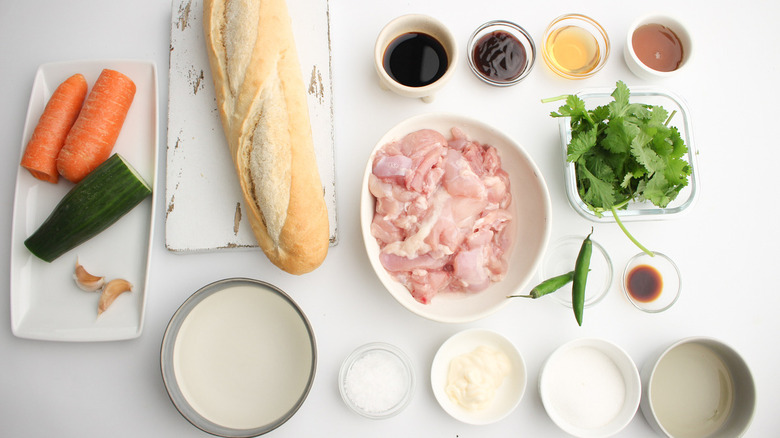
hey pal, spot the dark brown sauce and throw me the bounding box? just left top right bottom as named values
left=627, top=264, right=663, bottom=302
left=383, top=32, right=448, bottom=88
left=472, top=30, right=527, bottom=82
left=632, top=23, right=684, bottom=72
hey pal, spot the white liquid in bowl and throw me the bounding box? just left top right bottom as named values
left=545, top=346, right=626, bottom=429
left=650, top=343, right=734, bottom=438
left=172, top=284, right=314, bottom=430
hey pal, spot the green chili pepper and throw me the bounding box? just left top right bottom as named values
left=507, top=271, right=574, bottom=299
left=572, top=228, right=594, bottom=326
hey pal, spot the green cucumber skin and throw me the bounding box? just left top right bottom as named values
left=24, top=153, right=152, bottom=262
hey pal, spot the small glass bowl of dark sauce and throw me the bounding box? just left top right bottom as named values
left=622, top=252, right=681, bottom=313
left=467, top=20, right=536, bottom=86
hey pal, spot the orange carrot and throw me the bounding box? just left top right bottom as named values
left=56, top=69, right=136, bottom=183
left=20, top=73, right=88, bottom=183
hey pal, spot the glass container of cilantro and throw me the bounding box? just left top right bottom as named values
left=550, top=83, right=699, bottom=223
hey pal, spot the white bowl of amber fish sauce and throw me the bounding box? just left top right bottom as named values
left=624, top=13, right=692, bottom=80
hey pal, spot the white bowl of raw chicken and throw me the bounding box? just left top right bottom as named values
left=361, top=113, right=551, bottom=323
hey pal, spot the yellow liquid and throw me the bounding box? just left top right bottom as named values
left=650, top=343, right=734, bottom=438
left=545, top=26, right=600, bottom=75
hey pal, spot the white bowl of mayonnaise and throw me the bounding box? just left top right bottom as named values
left=430, top=328, right=527, bottom=425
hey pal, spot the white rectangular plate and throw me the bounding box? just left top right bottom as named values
left=165, top=0, right=338, bottom=252
left=10, top=59, right=159, bottom=342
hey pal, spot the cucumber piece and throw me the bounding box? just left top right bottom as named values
left=24, top=153, right=152, bottom=262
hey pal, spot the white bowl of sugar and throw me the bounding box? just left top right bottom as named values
left=539, top=338, right=641, bottom=438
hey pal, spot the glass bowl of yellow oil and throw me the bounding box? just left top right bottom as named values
left=542, top=14, right=610, bottom=79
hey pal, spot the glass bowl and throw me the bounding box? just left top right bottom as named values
left=558, top=86, right=699, bottom=222
left=467, top=20, right=536, bottom=86
left=622, top=252, right=681, bottom=313
left=542, top=14, right=610, bottom=79
left=541, top=235, right=613, bottom=309
left=339, top=342, right=414, bottom=419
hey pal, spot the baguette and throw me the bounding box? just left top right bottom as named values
left=203, top=0, right=329, bottom=274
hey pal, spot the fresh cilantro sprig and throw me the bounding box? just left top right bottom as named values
left=542, top=81, right=692, bottom=256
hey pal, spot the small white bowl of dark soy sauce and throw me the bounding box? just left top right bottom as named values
left=374, top=14, right=458, bottom=103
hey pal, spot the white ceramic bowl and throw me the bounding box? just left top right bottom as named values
left=539, top=338, right=641, bottom=438
left=430, top=329, right=526, bottom=425
left=374, top=14, right=458, bottom=103
left=360, top=113, right=552, bottom=323
left=640, top=337, right=756, bottom=438
left=624, top=13, right=692, bottom=80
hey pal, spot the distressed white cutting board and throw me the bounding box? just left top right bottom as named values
left=165, top=0, right=337, bottom=252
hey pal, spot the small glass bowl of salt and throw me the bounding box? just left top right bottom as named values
left=339, top=342, right=415, bottom=419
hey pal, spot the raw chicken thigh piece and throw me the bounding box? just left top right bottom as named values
left=370, top=128, right=513, bottom=304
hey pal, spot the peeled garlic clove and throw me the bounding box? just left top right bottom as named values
left=98, top=279, right=133, bottom=315
left=73, top=259, right=105, bottom=292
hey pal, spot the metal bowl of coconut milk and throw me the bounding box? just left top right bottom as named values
left=160, top=278, right=317, bottom=437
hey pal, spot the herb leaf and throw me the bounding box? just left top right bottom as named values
left=567, top=126, right=597, bottom=162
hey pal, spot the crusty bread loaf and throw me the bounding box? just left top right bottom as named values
left=203, top=0, right=329, bottom=274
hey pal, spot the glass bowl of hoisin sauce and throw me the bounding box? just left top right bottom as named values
left=542, top=14, right=610, bottom=80
left=622, top=252, right=681, bottom=313
left=467, top=20, right=536, bottom=86
left=374, top=14, right=458, bottom=102
left=624, top=14, right=692, bottom=80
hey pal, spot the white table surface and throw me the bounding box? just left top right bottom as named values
left=1, top=0, right=778, bottom=436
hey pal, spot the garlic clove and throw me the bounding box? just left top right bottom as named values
left=73, top=259, right=105, bottom=292
left=98, top=279, right=133, bottom=315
